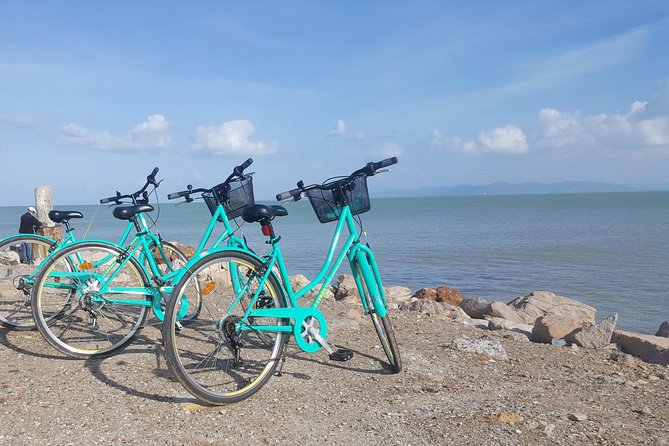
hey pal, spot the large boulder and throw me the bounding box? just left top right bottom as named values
left=532, top=311, right=594, bottom=344
left=0, top=251, right=20, bottom=265
left=413, top=286, right=465, bottom=306
left=508, top=291, right=596, bottom=325
left=612, top=330, right=669, bottom=365
left=385, top=286, right=413, bottom=308
left=488, top=301, right=526, bottom=324
left=399, top=298, right=470, bottom=321
left=459, top=297, right=493, bottom=319
left=655, top=321, right=669, bottom=338
left=573, top=314, right=618, bottom=349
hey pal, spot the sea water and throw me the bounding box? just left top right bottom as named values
left=2, top=191, right=667, bottom=335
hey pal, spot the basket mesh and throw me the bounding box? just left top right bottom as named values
left=306, top=175, right=370, bottom=223
left=203, top=175, right=254, bottom=221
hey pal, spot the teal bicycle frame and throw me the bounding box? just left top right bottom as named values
left=43, top=202, right=248, bottom=321
left=199, top=204, right=387, bottom=354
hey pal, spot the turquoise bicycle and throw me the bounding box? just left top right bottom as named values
left=0, top=204, right=179, bottom=330
left=163, top=157, right=402, bottom=404
left=29, top=161, right=255, bottom=359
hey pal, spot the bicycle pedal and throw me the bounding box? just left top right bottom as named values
left=329, top=348, right=353, bottom=362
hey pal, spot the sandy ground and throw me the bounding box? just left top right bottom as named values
left=1, top=299, right=668, bottom=446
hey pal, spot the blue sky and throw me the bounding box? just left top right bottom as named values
left=1, top=1, right=668, bottom=205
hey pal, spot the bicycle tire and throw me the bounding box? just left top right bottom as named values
left=164, top=250, right=288, bottom=404
left=353, top=259, right=402, bottom=373
left=0, top=234, right=59, bottom=330
left=31, top=240, right=151, bottom=359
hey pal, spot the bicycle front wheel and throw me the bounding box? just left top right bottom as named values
left=31, top=241, right=151, bottom=359
left=0, top=234, right=58, bottom=330
left=354, top=258, right=402, bottom=373
left=164, top=250, right=288, bottom=404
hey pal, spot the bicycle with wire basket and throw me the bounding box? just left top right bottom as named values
left=162, top=157, right=402, bottom=405
left=0, top=188, right=180, bottom=330
left=28, top=160, right=256, bottom=359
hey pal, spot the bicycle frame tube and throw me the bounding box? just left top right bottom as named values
left=272, top=205, right=360, bottom=307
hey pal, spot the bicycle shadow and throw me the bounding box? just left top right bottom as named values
left=83, top=333, right=193, bottom=404
left=0, top=326, right=75, bottom=360
left=281, top=342, right=397, bottom=376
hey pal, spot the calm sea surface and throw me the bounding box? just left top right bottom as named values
left=2, top=191, right=667, bottom=335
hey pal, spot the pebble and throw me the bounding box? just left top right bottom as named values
left=568, top=413, right=588, bottom=422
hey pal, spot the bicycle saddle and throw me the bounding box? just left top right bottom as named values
left=241, top=204, right=288, bottom=223
left=112, top=204, right=154, bottom=220
left=48, top=210, right=84, bottom=223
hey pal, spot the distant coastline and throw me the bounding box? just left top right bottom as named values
left=376, top=181, right=669, bottom=198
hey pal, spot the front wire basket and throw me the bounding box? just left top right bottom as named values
left=306, top=174, right=370, bottom=223
left=203, top=175, right=254, bottom=221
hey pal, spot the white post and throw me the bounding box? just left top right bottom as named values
left=34, top=185, right=54, bottom=227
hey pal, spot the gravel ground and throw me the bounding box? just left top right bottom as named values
left=1, top=299, right=668, bottom=446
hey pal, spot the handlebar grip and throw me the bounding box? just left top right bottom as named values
left=168, top=190, right=189, bottom=200
left=240, top=158, right=253, bottom=170
left=372, top=157, right=398, bottom=171
left=233, top=158, right=253, bottom=176
left=276, top=187, right=302, bottom=201
left=100, top=197, right=115, bottom=204
left=147, top=167, right=159, bottom=183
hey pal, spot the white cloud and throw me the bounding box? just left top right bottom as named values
left=0, top=113, right=37, bottom=129
left=431, top=129, right=478, bottom=154
left=534, top=100, right=669, bottom=152
left=478, top=126, right=528, bottom=154
left=193, top=120, right=276, bottom=156
left=325, top=118, right=347, bottom=137
left=58, top=114, right=172, bottom=152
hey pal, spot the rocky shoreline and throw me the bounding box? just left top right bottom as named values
left=376, top=283, right=669, bottom=367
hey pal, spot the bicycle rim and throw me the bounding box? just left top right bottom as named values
left=164, top=250, right=287, bottom=404
left=31, top=241, right=151, bottom=359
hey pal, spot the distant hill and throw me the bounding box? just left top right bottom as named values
left=377, top=181, right=643, bottom=197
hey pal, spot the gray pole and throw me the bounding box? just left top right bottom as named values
left=34, top=185, right=54, bottom=227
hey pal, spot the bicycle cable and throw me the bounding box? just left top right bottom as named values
left=83, top=203, right=102, bottom=239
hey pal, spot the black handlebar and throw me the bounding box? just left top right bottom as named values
left=275, top=157, right=398, bottom=201
left=168, top=159, right=253, bottom=202
left=100, top=167, right=160, bottom=205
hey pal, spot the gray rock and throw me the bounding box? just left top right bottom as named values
left=399, top=298, right=470, bottom=321
left=612, top=330, right=669, bottom=365
left=459, top=297, right=492, bottom=319
left=532, top=312, right=593, bottom=344
left=574, top=314, right=618, bottom=349
left=610, top=350, right=637, bottom=365
left=449, top=337, right=508, bottom=360
left=508, top=291, right=596, bottom=325
left=486, top=317, right=534, bottom=341
left=333, top=275, right=359, bottom=303
left=489, top=301, right=526, bottom=324
left=384, top=286, right=413, bottom=307
left=0, top=251, right=20, bottom=266
left=655, top=321, right=669, bottom=338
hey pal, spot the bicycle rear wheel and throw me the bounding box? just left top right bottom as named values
left=31, top=241, right=151, bottom=359
left=354, top=258, right=402, bottom=373
left=164, top=250, right=287, bottom=404
left=0, top=234, right=58, bottom=330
